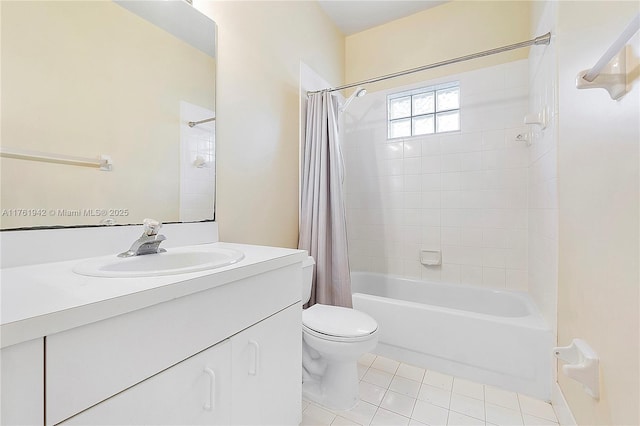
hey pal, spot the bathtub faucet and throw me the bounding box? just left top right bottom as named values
left=118, top=218, right=167, bottom=258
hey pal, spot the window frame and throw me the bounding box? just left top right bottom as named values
left=387, top=81, right=460, bottom=139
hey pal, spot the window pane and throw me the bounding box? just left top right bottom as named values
left=436, top=111, right=460, bottom=132
left=389, top=96, right=411, bottom=119
left=413, top=114, right=434, bottom=135
left=412, top=92, right=434, bottom=115
left=436, top=87, right=460, bottom=111
left=389, top=118, right=411, bottom=138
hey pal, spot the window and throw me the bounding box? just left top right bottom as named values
left=387, top=82, right=460, bottom=139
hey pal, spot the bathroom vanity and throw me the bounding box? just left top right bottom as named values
left=0, top=242, right=305, bottom=425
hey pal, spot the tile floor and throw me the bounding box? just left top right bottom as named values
left=301, top=353, right=559, bottom=426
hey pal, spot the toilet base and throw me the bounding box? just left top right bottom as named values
left=300, top=308, right=378, bottom=411
left=302, top=359, right=359, bottom=411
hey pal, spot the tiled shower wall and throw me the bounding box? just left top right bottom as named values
left=527, top=1, right=558, bottom=333
left=343, top=60, right=530, bottom=291
left=179, top=101, right=216, bottom=222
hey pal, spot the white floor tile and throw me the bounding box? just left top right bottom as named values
left=423, top=370, right=454, bottom=391
left=485, top=402, right=523, bottom=426
left=380, top=390, right=417, bottom=417
left=517, top=395, right=557, bottom=422
left=417, top=383, right=452, bottom=409
left=334, top=400, right=378, bottom=426
left=331, top=415, right=363, bottom=425
left=452, top=378, right=485, bottom=401
left=396, top=363, right=426, bottom=382
left=302, top=353, right=557, bottom=426
left=359, top=380, right=387, bottom=406
left=302, top=403, right=337, bottom=425
left=358, top=363, right=369, bottom=380
left=412, top=400, right=450, bottom=426
left=372, top=356, right=401, bottom=374
left=389, top=376, right=422, bottom=398
left=448, top=410, right=486, bottom=426
left=362, top=367, right=394, bottom=388
left=359, top=353, right=377, bottom=367
left=484, top=386, right=519, bottom=411
left=522, top=414, right=559, bottom=426
left=371, top=408, right=411, bottom=426
left=450, top=394, right=485, bottom=421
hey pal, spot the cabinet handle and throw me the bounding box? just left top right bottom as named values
left=203, top=367, right=216, bottom=411
left=248, top=340, right=260, bottom=376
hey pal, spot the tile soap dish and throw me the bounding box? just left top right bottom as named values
left=420, top=249, right=441, bottom=266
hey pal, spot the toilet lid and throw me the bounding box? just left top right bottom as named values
left=302, top=304, right=378, bottom=338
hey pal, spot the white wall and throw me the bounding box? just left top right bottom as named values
left=555, top=2, right=639, bottom=424
left=193, top=1, right=344, bottom=248
left=345, top=1, right=531, bottom=93
left=343, top=60, right=531, bottom=290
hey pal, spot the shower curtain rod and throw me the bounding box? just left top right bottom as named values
left=307, top=32, right=551, bottom=95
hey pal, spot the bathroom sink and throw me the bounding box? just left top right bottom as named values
left=73, top=247, right=245, bottom=278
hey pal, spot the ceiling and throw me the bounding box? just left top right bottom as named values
left=317, top=0, right=448, bottom=35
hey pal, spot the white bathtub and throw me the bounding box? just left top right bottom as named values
left=351, top=272, right=552, bottom=400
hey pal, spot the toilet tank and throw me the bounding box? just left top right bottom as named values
left=302, top=256, right=315, bottom=304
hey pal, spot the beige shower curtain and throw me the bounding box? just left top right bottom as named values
left=299, top=91, right=352, bottom=308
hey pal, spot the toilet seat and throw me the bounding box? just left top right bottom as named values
left=303, top=324, right=377, bottom=343
left=302, top=304, right=378, bottom=342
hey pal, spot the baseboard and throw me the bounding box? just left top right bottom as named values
left=552, top=382, right=577, bottom=426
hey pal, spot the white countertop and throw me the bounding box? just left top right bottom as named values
left=0, top=242, right=306, bottom=348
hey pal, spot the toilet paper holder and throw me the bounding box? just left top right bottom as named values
left=553, top=339, right=599, bottom=399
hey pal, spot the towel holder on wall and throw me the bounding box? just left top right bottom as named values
left=576, top=13, right=640, bottom=100
left=0, top=147, right=112, bottom=171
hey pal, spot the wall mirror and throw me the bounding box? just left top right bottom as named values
left=0, top=0, right=216, bottom=230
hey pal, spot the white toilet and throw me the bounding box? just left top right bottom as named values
left=301, top=256, right=378, bottom=410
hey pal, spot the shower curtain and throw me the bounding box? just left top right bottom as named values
left=299, top=91, right=352, bottom=308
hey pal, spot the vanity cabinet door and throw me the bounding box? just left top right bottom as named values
left=46, top=264, right=301, bottom=425
left=0, top=338, right=44, bottom=425
left=62, top=340, right=232, bottom=425
left=230, top=303, right=302, bottom=425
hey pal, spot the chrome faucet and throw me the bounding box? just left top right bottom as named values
left=118, top=218, right=167, bottom=258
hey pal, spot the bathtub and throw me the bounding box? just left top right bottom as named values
left=351, top=272, right=552, bottom=400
